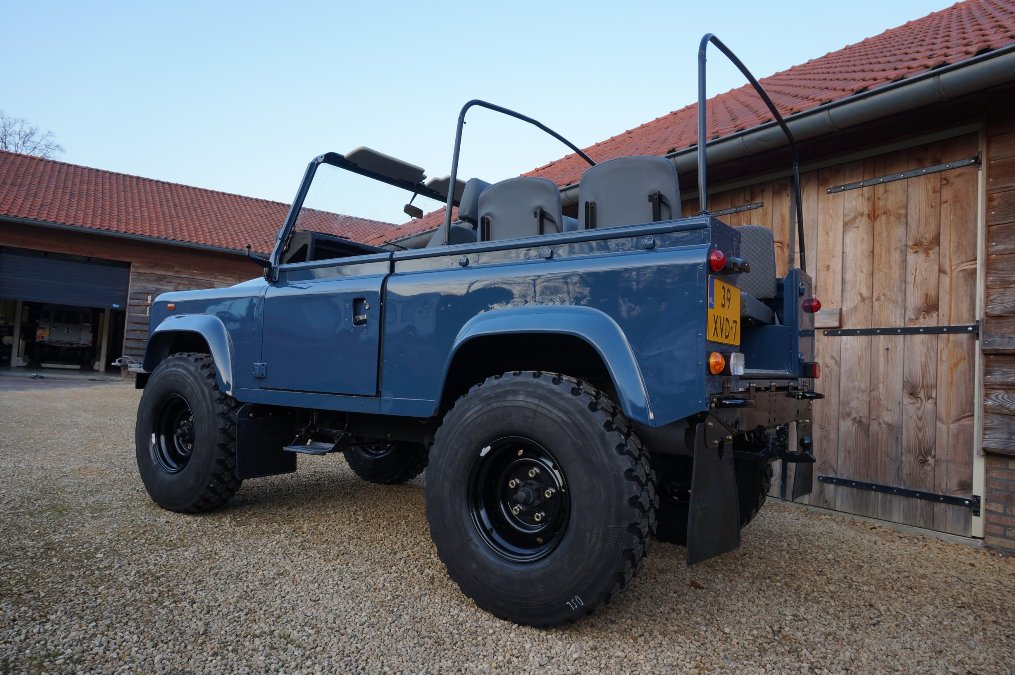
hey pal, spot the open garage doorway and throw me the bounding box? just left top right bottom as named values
left=0, top=247, right=129, bottom=373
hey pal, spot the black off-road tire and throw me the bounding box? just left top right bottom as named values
left=426, top=371, right=657, bottom=627
left=653, top=456, right=773, bottom=545
left=135, top=352, right=242, bottom=513
left=343, top=442, right=428, bottom=484
left=652, top=454, right=693, bottom=545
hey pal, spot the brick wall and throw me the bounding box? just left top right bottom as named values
left=984, top=455, right=1015, bottom=553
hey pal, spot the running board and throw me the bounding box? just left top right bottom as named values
left=283, top=441, right=336, bottom=455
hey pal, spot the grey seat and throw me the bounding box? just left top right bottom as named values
left=426, top=178, right=490, bottom=247
left=578, top=156, right=680, bottom=229
left=736, top=225, right=777, bottom=324
left=477, top=177, right=562, bottom=242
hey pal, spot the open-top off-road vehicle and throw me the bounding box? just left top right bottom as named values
left=135, top=36, right=821, bottom=626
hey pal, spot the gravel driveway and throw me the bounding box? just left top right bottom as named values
left=1, top=381, right=1012, bottom=673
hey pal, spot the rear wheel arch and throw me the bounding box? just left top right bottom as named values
left=439, top=320, right=652, bottom=423
left=439, top=332, right=615, bottom=414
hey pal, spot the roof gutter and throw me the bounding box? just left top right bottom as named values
left=560, top=44, right=1015, bottom=207
left=0, top=215, right=257, bottom=257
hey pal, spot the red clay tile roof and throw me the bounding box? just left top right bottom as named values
left=527, top=0, right=1015, bottom=187
left=0, top=151, right=395, bottom=254
left=387, top=0, right=1015, bottom=244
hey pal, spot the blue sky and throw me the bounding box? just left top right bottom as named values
left=3, top=1, right=958, bottom=223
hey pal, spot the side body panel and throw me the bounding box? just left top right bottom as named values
left=260, top=253, right=390, bottom=395
left=145, top=278, right=267, bottom=393
left=382, top=220, right=713, bottom=426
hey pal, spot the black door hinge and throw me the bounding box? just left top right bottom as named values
left=253, top=363, right=267, bottom=379
left=818, top=476, right=981, bottom=516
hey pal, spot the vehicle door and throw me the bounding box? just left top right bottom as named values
left=259, top=252, right=390, bottom=396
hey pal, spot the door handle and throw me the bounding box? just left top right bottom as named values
left=353, top=298, right=369, bottom=326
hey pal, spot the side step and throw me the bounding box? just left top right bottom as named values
left=283, top=441, right=336, bottom=455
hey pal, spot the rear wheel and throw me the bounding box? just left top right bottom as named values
left=426, top=372, right=656, bottom=626
left=135, top=352, right=241, bottom=513
left=343, top=441, right=428, bottom=484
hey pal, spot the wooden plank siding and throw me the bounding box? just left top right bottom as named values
left=984, top=108, right=1015, bottom=460
left=685, top=134, right=980, bottom=536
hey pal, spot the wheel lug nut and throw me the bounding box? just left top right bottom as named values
left=544, top=488, right=555, bottom=499
left=534, top=512, right=545, bottom=522
left=508, top=479, right=519, bottom=488
left=511, top=505, right=522, bottom=516
left=528, top=468, right=540, bottom=478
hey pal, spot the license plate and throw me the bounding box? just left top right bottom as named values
left=707, top=277, right=740, bottom=346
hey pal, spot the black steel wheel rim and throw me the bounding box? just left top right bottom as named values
left=359, top=443, right=394, bottom=458
left=151, top=393, right=196, bottom=474
left=468, top=436, right=570, bottom=563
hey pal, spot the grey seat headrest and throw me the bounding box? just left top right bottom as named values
left=458, top=178, right=491, bottom=225
left=578, top=155, right=680, bottom=229
left=478, top=177, right=562, bottom=242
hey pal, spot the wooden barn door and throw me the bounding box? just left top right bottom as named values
left=807, top=134, right=980, bottom=536
left=697, top=132, right=981, bottom=537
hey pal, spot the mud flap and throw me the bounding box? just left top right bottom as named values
left=686, top=421, right=740, bottom=565
left=791, top=460, right=814, bottom=501
left=790, top=424, right=816, bottom=501
left=235, top=404, right=298, bottom=479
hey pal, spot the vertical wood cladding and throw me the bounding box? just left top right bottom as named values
left=684, top=133, right=980, bottom=537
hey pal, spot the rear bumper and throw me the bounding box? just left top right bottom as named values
left=708, top=384, right=818, bottom=437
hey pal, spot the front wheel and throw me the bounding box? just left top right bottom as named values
left=426, top=372, right=656, bottom=626
left=135, top=352, right=241, bottom=513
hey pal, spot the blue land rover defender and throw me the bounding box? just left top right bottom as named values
left=134, top=36, right=821, bottom=626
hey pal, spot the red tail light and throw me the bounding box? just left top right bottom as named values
left=709, top=249, right=726, bottom=272
left=803, top=298, right=821, bottom=313
left=803, top=362, right=820, bottom=378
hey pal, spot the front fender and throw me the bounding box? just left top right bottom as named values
left=448, top=306, right=653, bottom=424
left=143, top=314, right=235, bottom=394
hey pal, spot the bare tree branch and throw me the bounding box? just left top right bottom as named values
left=0, top=111, right=65, bottom=158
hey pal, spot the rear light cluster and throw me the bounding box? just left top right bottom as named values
left=802, top=298, right=821, bottom=313
left=803, top=362, right=820, bottom=378
left=708, top=249, right=726, bottom=273
left=707, top=351, right=745, bottom=376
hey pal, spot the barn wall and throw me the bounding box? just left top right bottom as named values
left=982, top=101, right=1015, bottom=553
left=682, top=130, right=982, bottom=538
left=0, top=222, right=259, bottom=362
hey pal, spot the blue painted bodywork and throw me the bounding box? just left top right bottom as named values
left=141, top=216, right=814, bottom=428
left=144, top=278, right=267, bottom=393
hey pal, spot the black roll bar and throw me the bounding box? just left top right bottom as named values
left=443, top=100, right=596, bottom=242
left=697, top=34, right=806, bottom=271
left=268, top=152, right=448, bottom=274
